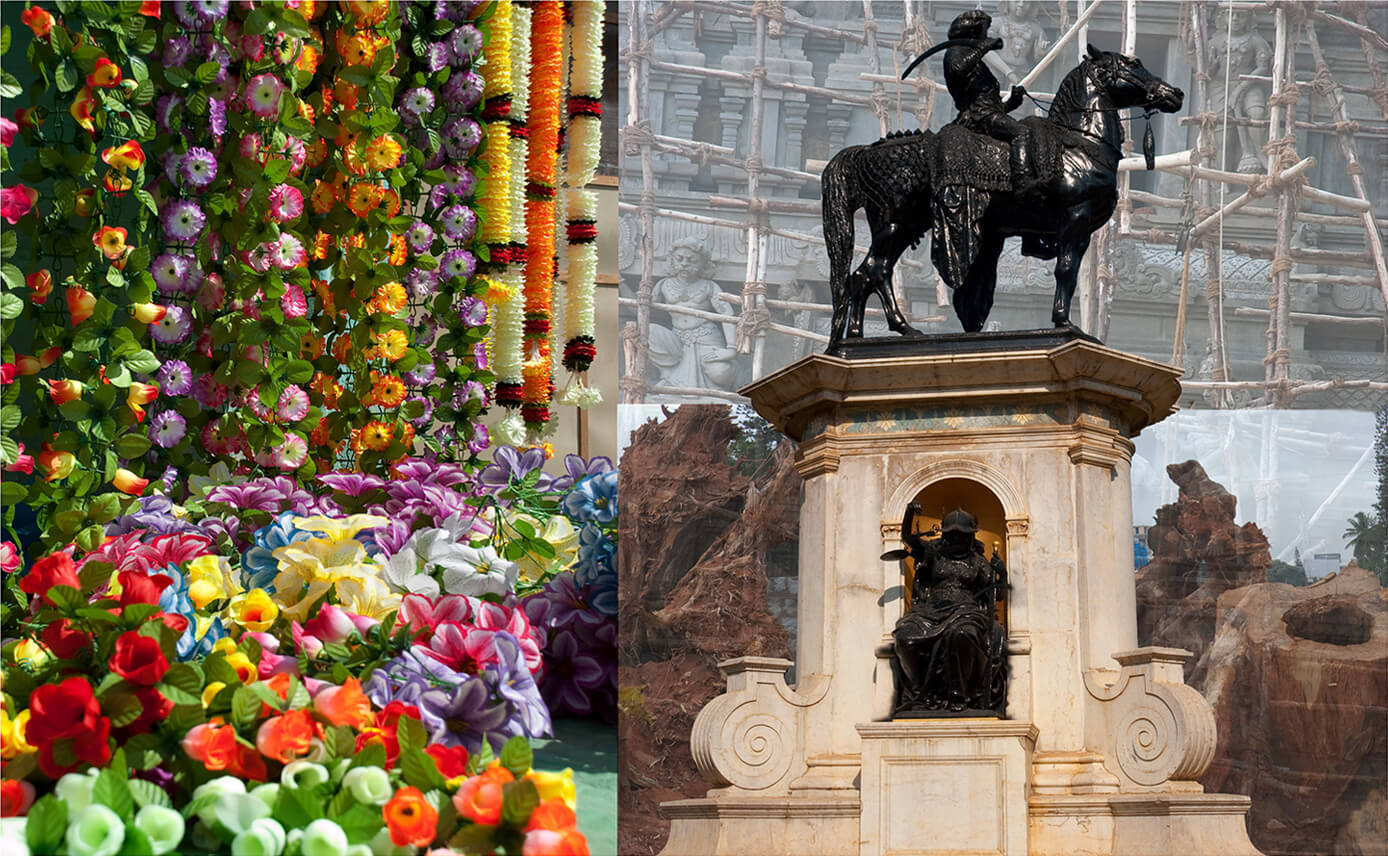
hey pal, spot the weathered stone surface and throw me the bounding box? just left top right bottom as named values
left=1136, top=460, right=1387, bottom=856
left=618, top=406, right=800, bottom=856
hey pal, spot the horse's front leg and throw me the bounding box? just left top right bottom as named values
left=1052, top=235, right=1091, bottom=327
left=862, top=220, right=921, bottom=338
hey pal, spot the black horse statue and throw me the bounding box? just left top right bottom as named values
left=821, top=45, right=1183, bottom=346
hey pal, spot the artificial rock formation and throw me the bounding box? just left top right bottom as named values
left=617, top=406, right=800, bottom=856
left=1136, top=460, right=1388, bottom=856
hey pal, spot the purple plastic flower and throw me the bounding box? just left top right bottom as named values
left=205, top=482, right=288, bottom=513
left=181, top=147, right=218, bottom=190
left=402, top=363, right=436, bottom=387
left=150, top=411, right=188, bottom=448
left=417, top=677, right=513, bottom=755
left=208, top=98, right=227, bottom=138
left=405, top=268, right=437, bottom=299
left=468, top=423, right=490, bottom=454
left=150, top=305, right=192, bottom=344
left=448, top=25, right=484, bottom=65
left=478, top=446, right=553, bottom=494
left=486, top=631, right=551, bottom=737
left=442, top=118, right=481, bottom=159
left=400, top=87, right=435, bottom=118
left=535, top=627, right=606, bottom=718
left=404, top=395, right=435, bottom=427
left=405, top=221, right=434, bottom=254
left=440, top=249, right=476, bottom=283
left=458, top=296, right=488, bottom=328
left=156, top=359, right=193, bottom=396
left=194, top=0, right=228, bottom=21
left=439, top=205, right=476, bottom=242
left=551, top=454, right=616, bottom=493
left=319, top=472, right=388, bottom=496
left=426, top=42, right=451, bottom=73
left=162, top=199, right=206, bottom=242
left=442, top=71, right=484, bottom=112
left=163, top=37, right=192, bottom=67
left=151, top=253, right=190, bottom=294
left=156, top=95, right=183, bottom=134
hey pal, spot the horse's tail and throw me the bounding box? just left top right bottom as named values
left=821, top=148, right=857, bottom=312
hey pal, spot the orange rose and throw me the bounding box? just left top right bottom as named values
left=26, top=270, right=53, bottom=305
left=66, top=285, right=95, bottom=323
left=255, top=710, right=317, bottom=763
left=93, top=226, right=127, bottom=260
left=101, top=140, right=145, bottom=172
left=21, top=7, right=54, bottom=38
left=86, top=58, right=122, bottom=89
left=132, top=303, right=166, bottom=324
left=69, top=87, right=97, bottom=134
left=452, top=764, right=514, bottom=827
left=112, top=468, right=149, bottom=496
left=126, top=382, right=159, bottom=423
left=312, top=677, right=373, bottom=729
left=38, top=444, right=76, bottom=482
left=47, top=380, right=83, bottom=407
left=383, top=786, right=438, bottom=848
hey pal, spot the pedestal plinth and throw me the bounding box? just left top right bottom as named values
left=659, top=332, right=1262, bottom=856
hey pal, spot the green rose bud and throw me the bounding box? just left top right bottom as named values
left=134, top=805, right=186, bottom=856
left=194, top=775, right=249, bottom=825
left=65, top=805, right=125, bottom=856
left=54, top=771, right=99, bottom=813
left=328, top=757, right=352, bottom=787
left=250, top=783, right=281, bottom=810
left=346, top=845, right=373, bottom=856
left=301, top=819, right=347, bottom=856
left=281, top=761, right=330, bottom=791
left=231, top=818, right=286, bottom=856
left=303, top=739, right=329, bottom=765
left=285, top=828, right=304, bottom=856
left=211, top=792, right=272, bottom=838
left=342, top=766, right=393, bottom=806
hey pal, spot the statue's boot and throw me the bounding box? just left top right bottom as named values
left=1010, top=135, right=1045, bottom=200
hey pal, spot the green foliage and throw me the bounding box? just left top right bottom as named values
left=1266, top=559, right=1307, bottom=587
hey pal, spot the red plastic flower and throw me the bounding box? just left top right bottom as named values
left=255, top=709, right=317, bottom=763
left=20, top=7, right=54, bottom=38
left=40, top=619, right=90, bottom=660
left=110, top=630, right=170, bottom=686
left=354, top=701, right=420, bottom=769
left=86, top=58, right=121, bottom=89
left=0, top=780, right=34, bottom=817
left=27, top=677, right=112, bottom=777
left=119, top=687, right=173, bottom=738
left=19, top=551, right=80, bottom=605
left=117, top=569, right=174, bottom=608
left=0, top=184, right=37, bottom=225
left=425, top=744, right=470, bottom=781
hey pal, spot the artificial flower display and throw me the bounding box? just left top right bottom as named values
left=2, top=0, right=610, bottom=852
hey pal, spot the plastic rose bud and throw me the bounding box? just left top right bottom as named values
left=134, top=805, right=186, bottom=856
left=281, top=760, right=329, bottom=791
left=230, top=818, right=285, bottom=856
left=112, top=468, right=150, bottom=496
left=249, top=783, right=280, bottom=811
left=343, top=766, right=393, bottom=806
left=65, top=804, right=125, bottom=856
left=0, top=818, right=28, bottom=855
left=192, top=776, right=248, bottom=825
left=210, top=791, right=271, bottom=838
left=346, top=845, right=373, bottom=856
left=301, top=819, right=348, bottom=856
left=55, top=770, right=100, bottom=813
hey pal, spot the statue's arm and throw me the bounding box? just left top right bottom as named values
left=948, top=39, right=1005, bottom=79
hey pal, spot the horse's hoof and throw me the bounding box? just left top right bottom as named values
left=891, top=324, right=924, bottom=339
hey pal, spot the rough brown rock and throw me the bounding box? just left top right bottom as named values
left=618, top=406, right=800, bottom=856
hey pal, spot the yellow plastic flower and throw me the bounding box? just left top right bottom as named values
left=187, top=555, right=243, bottom=610
left=372, top=281, right=407, bottom=314
left=291, top=514, right=390, bottom=542
left=1, top=708, right=35, bottom=759
left=370, top=329, right=408, bottom=362
left=364, top=135, right=403, bottom=171
left=525, top=768, right=577, bottom=810
left=360, top=421, right=393, bottom=452
left=479, top=276, right=516, bottom=307
left=370, top=374, right=407, bottom=408
left=13, top=639, right=50, bottom=670
left=272, top=535, right=385, bottom=622
left=212, top=639, right=258, bottom=684
left=202, top=682, right=227, bottom=708
left=332, top=575, right=400, bottom=621
left=228, top=589, right=280, bottom=633
left=504, top=512, right=578, bottom=581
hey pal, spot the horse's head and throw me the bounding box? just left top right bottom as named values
left=1085, top=44, right=1184, bottom=114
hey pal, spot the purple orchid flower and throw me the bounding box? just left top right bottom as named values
left=550, top=454, right=616, bottom=493
left=478, top=446, right=553, bottom=494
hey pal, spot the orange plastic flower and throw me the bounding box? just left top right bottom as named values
left=526, top=798, right=578, bottom=833
left=379, top=187, right=401, bottom=218
left=341, top=33, right=378, bottom=66
left=452, top=764, right=514, bottom=827
left=102, top=172, right=133, bottom=193
left=370, top=329, right=408, bottom=362
left=65, top=285, right=95, bottom=323
left=345, top=0, right=391, bottom=25
left=139, top=1, right=161, bottom=16
left=331, top=336, right=351, bottom=363
left=383, top=786, right=438, bottom=848
left=370, top=374, right=406, bottom=408
left=300, top=332, right=324, bottom=360
left=132, top=303, right=167, bottom=324
left=112, top=468, right=149, bottom=496
left=333, top=78, right=360, bottom=112
left=70, top=87, right=97, bottom=134
left=256, top=710, right=316, bottom=763
left=26, top=270, right=53, bottom=304
left=310, top=181, right=337, bottom=215
left=101, top=140, right=145, bottom=172
left=21, top=7, right=54, bottom=38
left=74, top=188, right=96, bottom=217
left=295, top=43, right=321, bottom=74
left=396, top=423, right=415, bottom=456
left=313, top=677, right=373, bottom=729
left=364, top=135, right=403, bottom=172
left=38, top=444, right=76, bottom=482
left=309, top=420, right=333, bottom=448
left=47, top=380, right=83, bottom=407
left=305, top=136, right=328, bottom=169
left=387, top=235, right=406, bottom=267
left=346, top=183, right=380, bottom=217
left=126, top=382, right=159, bottom=423
left=360, top=421, right=393, bottom=451
left=372, top=282, right=406, bottom=315
left=87, top=58, right=122, bottom=89
left=93, top=226, right=127, bottom=260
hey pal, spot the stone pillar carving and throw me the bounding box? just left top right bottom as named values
left=690, top=657, right=829, bottom=795
left=1084, top=647, right=1217, bottom=792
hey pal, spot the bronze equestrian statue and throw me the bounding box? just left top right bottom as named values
left=821, top=12, right=1183, bottom=346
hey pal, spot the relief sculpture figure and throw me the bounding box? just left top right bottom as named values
left=647, top=237, right=738, bottom=392
left=885, top=505, right=1008, bottom=715
left=1208, top=8, right=1271, bottom=173
left=820, top=12, right=1183, bottom=345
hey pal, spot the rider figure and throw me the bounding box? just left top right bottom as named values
left=943, top=10, right=1043, bottom=198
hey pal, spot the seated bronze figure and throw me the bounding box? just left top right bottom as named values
left=886, top=505, right=1008, bottom=715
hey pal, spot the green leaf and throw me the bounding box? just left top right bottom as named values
left=124, top=349, right=160, bottom=373
left=25, top=795, right=67, bottom=854
left=448, top=823, right=497, bottom=854
left=47, top=584, right=84, bottom=611
left=339, top=65, right=374, bottom=88
left=243, top=7, right=273, bottom=35
left=129, top=778, right=173, bottom=810
left=273, top=786, right=322, bottom=829
left=263, top=158, right=291, bottom=184
left=1, top=262, right=21, bottom=290
left=400, top=747, right=447, bottom=792
left=2, top=69, right=24, bottom=98
left=1, top=480, right=28, bottom=506
left=285, top=359, right=314, bottom=384
left=396, top=710, right=428, bottom=755
left=154, top=681, right=199, bottom=706
left=336, top=803, right=384, bottom=845
left=124, top=732, right=164, bottom=770
left=103, top=692, right=144, bottom=728
left=500, top=778, right=540, bottom=828
left=278, top=9, right=312, bottom=37
left=164, top=662, right=204, bottom=698
left=249, top=681, right=286, bottom=712
left=195, top=61, right=220, bottom=84
left=0, top=292, right=21, bottom=321
left=349, top=741, right=386, bottom=772
left=114, top=433, right=152, bottom=459
left=499, top=736, right=533, bottom=778
left=0, top=229, right=15, bottom=260
left=134, top=189, right=158, bottom=216
left=231, top=687, right=261, bottom=731
left=92, top=767, right=136, bottom=822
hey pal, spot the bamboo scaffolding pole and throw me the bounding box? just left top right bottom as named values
left=617, top=297, right=835, bottom=344
left=1263, top=3, right=1297, bottom=402
left=1190, top=0, right=1233, bottom=405
left=681, top=0, right=870, bottom=45
left=1233, top=306, right=1386, bottom=327
left=1021, top=0, right=1106, bottom=89
left=741, top=8, right=770, bottom=377
left=1189, top=156, right=1315, bottom=238
left=1303, top=18, right=1388, bottom=338
left=628, top=0, right=655, bottom=404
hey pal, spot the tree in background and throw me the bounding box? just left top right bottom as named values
left=1345, top=405, right=1388, bottom=586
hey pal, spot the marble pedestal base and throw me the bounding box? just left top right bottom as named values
left=858, top=720, right=1038, bottom=856
left=659, top=793, right=861, bottom=856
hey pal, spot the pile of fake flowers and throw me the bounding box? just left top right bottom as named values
left=0, top=446, right=616, bottom=855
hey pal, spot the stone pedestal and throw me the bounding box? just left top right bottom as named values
left=858, top=720, right=1037, bottom=856
left=659, top=333, right=1263, bottom=856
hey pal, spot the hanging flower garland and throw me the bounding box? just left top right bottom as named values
left=522, top=2, right=565, bottom=435
left=559, top=0, right=604, bottom=408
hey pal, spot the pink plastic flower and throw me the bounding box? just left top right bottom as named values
left=0, top=542, right=19, bottom=574
left=280, top=284, right=307, bottom=318
left=0, top=118, right=17, bottom=147
left=245, top=74, right=283, bottom=118
left=3, top=442, right=33, bottom=475
left=1, top=184, right=37, bottom=224
left=276, top=384, right=309, bottom=422
left=267, top=184, right=303, bottom=222
left=273, top=433, right=308, bottom=470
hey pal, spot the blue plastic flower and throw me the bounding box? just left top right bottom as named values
left=240, top=512, right=314, bottom=592
left=563, top=472, right=617, bottom=525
